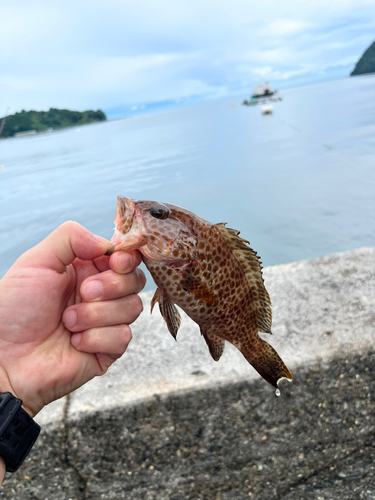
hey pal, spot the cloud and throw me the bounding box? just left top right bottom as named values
left=0, top=0, right=374, bottom=114
left=262, top=19, right=310, bottom=36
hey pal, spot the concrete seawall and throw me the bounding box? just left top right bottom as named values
left=1, top=247, right=374, bottom=499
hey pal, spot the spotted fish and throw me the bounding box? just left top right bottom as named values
left=109, top=196, right=292, bottom=390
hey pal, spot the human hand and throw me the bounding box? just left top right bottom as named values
left=0, top=221, right=145, bottom=419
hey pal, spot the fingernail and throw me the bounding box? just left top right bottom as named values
left=84, top=280, right=103, bottom=300
left=63, top=309, right=77, bottom=329
left=71, top=333, right=82, bottom=348
left=117, top=252, right=133, bottom=272
left=92, top=234, right=113, bottom=251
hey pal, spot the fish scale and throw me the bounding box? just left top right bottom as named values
left=109, top=196, right=292, bottom=391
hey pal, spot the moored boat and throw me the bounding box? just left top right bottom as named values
left=243, top=83, right=282, bottom=106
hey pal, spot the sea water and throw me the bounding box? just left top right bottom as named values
left=0, top=76, right=374, bottom=289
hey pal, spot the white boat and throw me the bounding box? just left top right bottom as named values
left=243, top=82, right=282, bottom=106
left=261, top=104, right=274, bottom=115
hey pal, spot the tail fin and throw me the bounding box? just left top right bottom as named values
left=240, top=339, right=292, bottom=389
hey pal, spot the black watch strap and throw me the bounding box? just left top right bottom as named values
left=0, top=392, right=40, bottom=472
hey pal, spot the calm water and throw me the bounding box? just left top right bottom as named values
left=1, top=76, right=374, bottom=288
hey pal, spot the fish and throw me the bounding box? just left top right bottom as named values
left=108, top=196, right=292, bottom=391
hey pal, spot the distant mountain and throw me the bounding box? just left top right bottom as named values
left=350, top=40, right=375, bottom=76
left=0, top=108, right=106, bottom=138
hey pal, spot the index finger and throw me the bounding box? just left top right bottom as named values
left=109, top=250, right=142, bottom=275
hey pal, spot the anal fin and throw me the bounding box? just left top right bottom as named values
left=201, top=329, right=225, bottom=361
left=151, top=288, right=181, bottom=340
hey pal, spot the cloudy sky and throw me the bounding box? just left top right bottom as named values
left=1, top=0, right=374, bottom=117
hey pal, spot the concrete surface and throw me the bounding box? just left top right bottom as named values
left=1, top=247, right=374, bottom=499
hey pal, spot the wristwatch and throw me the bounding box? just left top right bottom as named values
left=0, top=392, right=40, bottom=472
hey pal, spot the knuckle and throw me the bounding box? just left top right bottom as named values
left=122, top=293, right=143, bottom=323
left=136, top=268, right=147, bottom=291
left=109, top=326, right=132, bottom=358
left=131, top=293, right=144, bottom=315
left=121, top=325, right=132, bottom=347
left=59, top=220, right=79, bottom=234
left=81, top=303, right=100, bottom=326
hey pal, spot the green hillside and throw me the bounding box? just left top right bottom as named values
left=350, top=40, right=375, bottom=76
left=0, top=108, right=106, bottom=138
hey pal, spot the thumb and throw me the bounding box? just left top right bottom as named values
left=20, top=221, right=112, bottom=272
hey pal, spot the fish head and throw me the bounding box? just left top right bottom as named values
left=110, top=196, right=199, bottom=262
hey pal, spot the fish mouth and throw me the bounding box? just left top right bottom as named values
left=107, top=196, right=147, bottom=254
left=115, top=196, right=135, bottom=233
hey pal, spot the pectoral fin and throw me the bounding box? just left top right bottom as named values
left=201, top=329, right=225, bottom=361
left=151, top=288, right=181, bottom=340
left=180, top=272, right=217, bottom=305
left=167, top=260, right=217, bottom=305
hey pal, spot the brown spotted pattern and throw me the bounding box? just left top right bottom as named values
left=215, top=223, right=272, bottom=334
left=110, top=197, right=292, bottom=389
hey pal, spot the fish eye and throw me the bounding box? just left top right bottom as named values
left=150, top=204, right=170, bottom=220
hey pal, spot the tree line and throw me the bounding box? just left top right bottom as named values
left=0, top=108, right=107, bottom=138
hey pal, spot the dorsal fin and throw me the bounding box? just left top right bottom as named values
left=215, top=223, right=272, bottom=334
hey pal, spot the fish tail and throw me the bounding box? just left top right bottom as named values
left=240, top=339, right=292, bottom=389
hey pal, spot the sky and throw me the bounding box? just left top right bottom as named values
left=0, top=0, right=374, bottom=118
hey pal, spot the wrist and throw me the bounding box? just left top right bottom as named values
left=0, top=369, right=38, bottom=419
left=21, top=404, right=36, bottom=419
left=0, top=457, right=5, bottom=485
